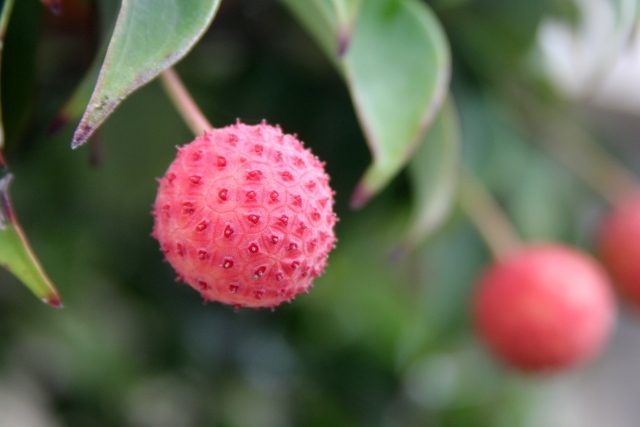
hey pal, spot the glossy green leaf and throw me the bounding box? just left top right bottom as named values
left=346, top=0, right=450, bottom=208
left=71, top=0, right=222, bottom=148
left=284, top=0, right=451, bottom=208
left=0, top=175, right=62, bottom=307
left=398, top=96, right=461, bottom=252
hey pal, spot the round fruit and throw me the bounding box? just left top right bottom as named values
left=596, top=194, right=640, bottom=308
left=152, top=121, right=337, bottom=309
left=473, top=244, right=616, bottom=372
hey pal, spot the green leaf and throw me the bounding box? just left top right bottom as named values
left=284, top=0, right=451, bottom=208
left=346, top=0, right=450, bottom=208
left=71, top=0, right=222, bottom=148
left=398, top=96, right=461, bottom=252
left=0, top=174, right=62, bottom=307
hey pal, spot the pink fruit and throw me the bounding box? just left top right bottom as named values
left=596, top=194, right=640, bottom=308
left=152, top=121, right=337, bottom=309
left=473, top=244, right=616, bottom=372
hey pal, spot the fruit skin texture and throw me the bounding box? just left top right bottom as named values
left=473, top=244, right=616, bottom=372
left=152, top=121, right=337, bottom=309
left=596, top=194, right=640, bottom=308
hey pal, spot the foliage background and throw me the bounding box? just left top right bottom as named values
left=2, top=0, right=640, bottom=426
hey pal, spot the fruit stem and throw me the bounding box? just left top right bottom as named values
left=458, top=167, right=523, bottom=259
left=160, top=68, right=212, bottom=136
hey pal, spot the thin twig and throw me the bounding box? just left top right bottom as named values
left=160, top=68, right=212, bottom=136
left=458, top=168, right=523, bottom=259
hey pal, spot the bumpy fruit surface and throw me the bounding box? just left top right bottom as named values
left=152, top=121, right=337, bottom=309
left=473, top=244, right=616, bottom=372
left=596, top=194, right=640, bottom=308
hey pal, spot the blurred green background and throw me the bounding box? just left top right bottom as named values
left=3, top=0, right=640, bottom=426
